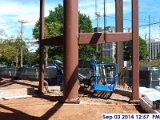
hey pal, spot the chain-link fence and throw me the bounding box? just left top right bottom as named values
left=0, top=66, right=155, bottom=89
left=124, top=67, right=153, bottom=89
left=0, top=67, right=45, bottom=80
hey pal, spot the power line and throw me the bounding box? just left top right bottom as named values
left=106, top=15, right=145, bottom=22
left=139, top=22, right=160, bottom=27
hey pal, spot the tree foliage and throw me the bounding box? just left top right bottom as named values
left=33, top=4, right=63, bottom=39
left=139, top=37, right=148, bottom=60
left=14, top=37, right=29, bottom=66
left=0, top=40, right=17, bottom=64
left=101, top=57, right=113, bottom=63
left=24, top=52, right=39, bottom=65
left=33, top=4, right=95, bottom=63
left=0, top=37, right=31, bottom=66
left=124, top=37, right=148, bottom=61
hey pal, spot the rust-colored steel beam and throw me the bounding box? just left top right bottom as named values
left=42, top=35, right=63, bottom=46
left=79, top=32, right=132, bottom=45
left=115, top=0, right=124, bottom=86
left=63, top=0, right=79, bottom=103
left=130, top=0, right=139, bottom=103
left=42, top=32, right=132, bottom=46
left=39, top=0, right=45, bottom=94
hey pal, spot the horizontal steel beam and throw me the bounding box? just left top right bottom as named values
left=79, top=32, right=132, bottom=45
left=41, top=35, right=63, bottom=46
left=42, top=32, right=132, bottom=46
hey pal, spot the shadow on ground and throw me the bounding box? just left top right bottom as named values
left=0, top=95, right=64, bottom=120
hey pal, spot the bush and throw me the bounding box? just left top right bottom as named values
left=101, top=57, right=113, bottom=63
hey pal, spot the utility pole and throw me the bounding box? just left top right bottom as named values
left=102, top=0, right=106, bottom=61
left=95, top=0, right=101, bottom=60
left=18, top=20, right=28, bottom=68
left=145, top=32, right=147, bottom=40
left=148, top=15, right=151, bottom=61
left=159, top=18, right=160, bottom=39
left=95, top=0, right=101, bottom=33
left=104, top=0, right=106, bottom=32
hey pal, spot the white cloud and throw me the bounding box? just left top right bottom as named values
left=1, top=0, right=158, bottom=39
left=0, top=0, right=58, bottom=38
left=0, top=1, right=40, bottom=36
left=123, top=0, right=130, bottom=2
left=0, top=2, right=38, bottom=17
left=79, top=0, right=116, bottom=20
left=79, top=0, right=132, bottom=20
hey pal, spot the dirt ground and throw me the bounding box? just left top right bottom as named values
left=0, top=78, right=145, bottom=120
left=0, top=78, right=38, bottom=90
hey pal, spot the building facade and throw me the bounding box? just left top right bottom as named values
left=147, top=38, right=160, bottom=60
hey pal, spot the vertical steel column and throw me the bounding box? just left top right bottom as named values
left=131, top=0, right=139, bottom=102
left=115, top=0, right=124, bottom=86
left=63, top=0, right=79, bottom=103
left=39, top=0, right=45, bottom=94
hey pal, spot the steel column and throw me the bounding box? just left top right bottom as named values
left=39, top=0, right=45, bottom=94
left=63, top=0, right=79, bottom=103
left=131, top=0, right=139, bottom=102
left=115, top=0, right=124, bottom=86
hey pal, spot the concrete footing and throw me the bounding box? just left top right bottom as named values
left=0, top=88, right=35, bottom=100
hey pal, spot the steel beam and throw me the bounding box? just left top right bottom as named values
left=130, top=0, right=139, bottom=103
left=63, top=0, right=79, bottom=103
left=39, top=0, right=45, bottom=94
left=115, top=0, right=124, bottom=86
left=79, top=32, right=132, bottom=44
left=42, top=32, right=132, bottom=46
left=42, top=35, right=63, bottom=46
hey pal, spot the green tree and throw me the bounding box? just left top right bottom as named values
left=124, top=41, right=132, bottom=61
left=14, top=37, right=29, bottom=67
left=139, top=37, right=148, bottom=60
left=124, top=37, right=148, bottom=61
left=33, top=4, right=63, bottom=39
left=0, top=40, right=17, bottom=64
left=24, top=52, right=39, bottom=66
left=0, top=36, right=29, bottom=66
left=101, top=57, right=113, bottom=63
left=78, top=13, right=95, bottom=65
left=33, top=4, right=95, bottom=64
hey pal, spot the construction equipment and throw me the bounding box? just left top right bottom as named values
left=46, top=60, right=118, bottom=94
left=89, top=61, right=118, bottom=92
left=46, top=60, right=63, bottom=85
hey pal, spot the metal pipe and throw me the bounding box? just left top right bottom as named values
left=104, top=0, right=106, bottom=31
left=131, top=0, right=139, bottom=102
left=63, top=0, right=79, bottom=103
left=148, top=15, right=151, bottom=61
left=39, top=0, right=45, bottom=94
left=115, top=0, right=124, bottom=86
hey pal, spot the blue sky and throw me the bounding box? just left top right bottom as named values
left=0, top=0, right=160, bottom=41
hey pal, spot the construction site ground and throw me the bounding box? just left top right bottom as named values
left=0, top=78, right=146, bottom=120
